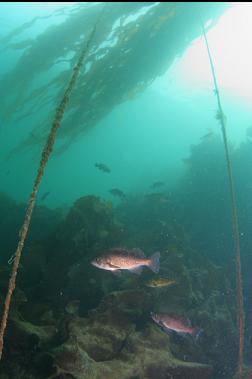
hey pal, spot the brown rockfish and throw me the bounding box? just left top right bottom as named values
left=151, top=312, right=201, bottom=338
left=91, top=247, right=160, bottom=275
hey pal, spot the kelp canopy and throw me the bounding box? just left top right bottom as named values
left=0, top=2, right=228, bottom=157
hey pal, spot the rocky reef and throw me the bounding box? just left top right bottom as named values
left=0, top=194, right=239, bottom=378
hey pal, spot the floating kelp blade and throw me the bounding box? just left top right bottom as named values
left=0, top=2, right=229, bottom=158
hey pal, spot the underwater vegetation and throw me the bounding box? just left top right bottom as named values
left=1, top=2, right=251, bottom=379
left=173, top=132, right=252, bottom=377
left=2, top=131, right=252, bottom=377
left=0, top=3, right=230, bottom=362
left=0, top=2, right=228, bottom=157
left=0, top=193, right=238, bottom=379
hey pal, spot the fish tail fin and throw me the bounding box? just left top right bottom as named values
left=150, top=311, right=157, bottom=319
left=149, top=252, right=160, bottom=273
left=193, top=327, right=203, bottom=340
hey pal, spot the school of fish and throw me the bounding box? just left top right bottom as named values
left=91, top=246, right=201, bottom=337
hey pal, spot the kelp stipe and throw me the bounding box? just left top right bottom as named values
left=202, top=24, right=244, bottom=378
left=0, top=20, right=99, bottom=361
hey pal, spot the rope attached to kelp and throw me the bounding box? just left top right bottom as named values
left=0, top=22, right=98, bottom=361
left=202, top=24, right=244, bottom=379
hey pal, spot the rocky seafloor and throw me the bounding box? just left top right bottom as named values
left=0, top=194, right=242, bottom=378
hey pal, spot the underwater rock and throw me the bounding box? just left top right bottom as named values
left=17, top=196, right=125, bottom=317
left=0, top=193, right=238, bottom=378
left=60, top=312, right=132, bottom=362
left=1, top=316, right=57, bottom=378
left=56, top=195, right=124, bottom=261
left=6, top=317, right=57, bottom=353
left=97, top=289, right=152, bottom=324
left=46, top=313, right=213, bottom=379
left=0, top=193, right=58, bottom=265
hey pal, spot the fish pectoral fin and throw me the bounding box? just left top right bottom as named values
left=112, top=270, right=122, bottom=277
left=108, top=263, right=121, bottom=269
left=129, top=266, right=143, bottom=275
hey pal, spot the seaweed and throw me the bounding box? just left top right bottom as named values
left=0, top=3, right=228, bottom=158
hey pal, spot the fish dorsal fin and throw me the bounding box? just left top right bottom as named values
left=130, top=248, right=145, bottom=258
left=108, top=247, right=145, bottom=258
left=110, top=247, right=129, bottom=255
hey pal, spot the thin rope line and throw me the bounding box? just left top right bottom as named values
left=0, top=22, right=98, bottom=361
left=202, top=24, right=244, bottom=379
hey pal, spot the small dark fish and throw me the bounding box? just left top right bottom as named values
left=200, top=130, right=213, bottom=141
left=95, top=162, right=111, bottom=173
left=109, top=188, right=125, bottom=198
left=151, top=312, right=201, bottom=338
left=91, top=247, right=160, bottom=275
left=41, top=191, right=50, bottom=201
left=150, top=181, right=165, bottom=189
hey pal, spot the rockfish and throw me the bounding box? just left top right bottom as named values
left=95, top=162, right=111, bottom=173
left=151, top=312, right=201, bottom=338
left=109, top=188, right=125, bottom=199
left=146, top=278, right=176, bottom=288
left=91, top=247, right=160, bottom=275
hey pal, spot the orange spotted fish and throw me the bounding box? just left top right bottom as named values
left=91, top=247, right=160, bottom=275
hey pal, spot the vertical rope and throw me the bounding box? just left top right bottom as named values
left=0, top=23, right=98, bottom=360
left=202, top=25, right=244, bottom=378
